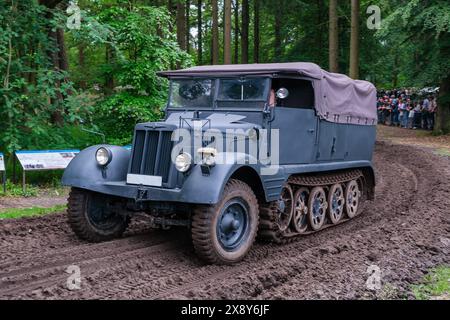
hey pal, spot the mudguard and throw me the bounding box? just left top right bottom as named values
left=62, top=145, right=131, bottom=191
left=178, top=152, right=272, bottom=204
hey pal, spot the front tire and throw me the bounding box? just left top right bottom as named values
left=67, top=188, right=129, bottom=242
left=191, top=179, right=259, bottom=265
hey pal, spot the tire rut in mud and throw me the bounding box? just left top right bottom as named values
left=0, top=141, right=449, bottom=299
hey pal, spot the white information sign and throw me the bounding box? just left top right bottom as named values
left=16, top=150, right=80, bottom=171
left=0, top=152, right=5, bottom=171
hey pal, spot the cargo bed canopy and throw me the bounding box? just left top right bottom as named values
left=158, top=62, right=377, bottom=126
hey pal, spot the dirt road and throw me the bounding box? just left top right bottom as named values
left=0, top=141, right=449, bottom=299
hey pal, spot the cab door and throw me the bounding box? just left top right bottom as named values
left=316, top=121, right=348, bottom=162
left=269, top=107, right=317, bottom=165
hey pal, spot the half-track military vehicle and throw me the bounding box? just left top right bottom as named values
left=63, top=62, right=377, bottom=264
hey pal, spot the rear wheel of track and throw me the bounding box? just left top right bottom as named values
left=191, top=179, right=259, bottom=265
left=345, top=180, right=361, bottom=218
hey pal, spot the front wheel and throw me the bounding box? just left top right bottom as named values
left=67, top=188, right=129, bottom=242
left=191, top=179, right=259, bottom=265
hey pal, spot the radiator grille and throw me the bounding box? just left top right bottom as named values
left=130, top=130, right=173, bottom=184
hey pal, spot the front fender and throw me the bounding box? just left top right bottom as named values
left=178, top=152, right=267, bottom=204
left=62, top=145, right=130, bottom=190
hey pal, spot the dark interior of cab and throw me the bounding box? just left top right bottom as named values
left=271, top=78, right=315, bottom=109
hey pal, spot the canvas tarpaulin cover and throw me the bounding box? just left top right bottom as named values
left=158, top=62, right=377, bottom=126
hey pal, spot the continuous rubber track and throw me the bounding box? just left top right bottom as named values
left=0, top=141, right=449, bottom=299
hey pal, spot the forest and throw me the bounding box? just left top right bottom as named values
left=0, top=0, right=449, bottom=157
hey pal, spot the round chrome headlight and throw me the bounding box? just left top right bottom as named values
left=175, top=152, right=192, bottom=172
left=96, top=147, right=112, bottom=166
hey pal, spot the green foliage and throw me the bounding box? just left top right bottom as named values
left=377, top=0, right=450, bottom=87
left=0, top=204, right=66, bottom=219
left=98, top=6, right=191, bottom=92
left=0, top=180, right=38, bottom=197
left=412, top=266, right=450, bottom=300
left=94, top=92, right=164, bottom=145
left=68, top=3, right=192, bottom=145
left=0, top=0, right=191, bottom=163
left=0, top=0, right=89, bottom=155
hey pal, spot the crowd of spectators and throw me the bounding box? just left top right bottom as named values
left=377, top=88, right=438, bottom=130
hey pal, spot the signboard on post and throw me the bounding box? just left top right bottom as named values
left=0, top=152, right=5, bottom=193
left=15, top=149, right=80, bottom=192
left=15, top=150, right=80, bottom=171
left=0, top=152, right=4, bottom=172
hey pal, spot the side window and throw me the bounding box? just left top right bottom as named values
left=271, top=78, right=315, bottom=109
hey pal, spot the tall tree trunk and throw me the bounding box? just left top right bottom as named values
left=56, top=28, right=68, bottom=72
left=197, top=0, right=203, bottom=64
left=50, top=27, right=66, bottom=125
left=234, top=0, right=239, bottom=64
left=436, top=74, right=450, bottom=134
left=253, top=0, right=260, bottom=63
left=211, top=0, right=219, bottom=64
left=78, top=44, right=86, bottom=89
left=224, top=0, right=232, bottom=64
left=176, top=1, right=187, bottom=50
left=435, top=33, right=450, bottom=134
left=168, top=0, right=176, bottom=32
left=392, top=51, right=399, bottom=88
left=40, top=0, right=67, bottom=125
left=316, top=0, right=325, bottom=64
left=349, top=0, right=360, bottom=79
left=241, top=0, right=249, bottom=64
left=274, top=2, right=282, bottom=61
left=105, top=44, right=114, bottom=93
left=186, top=0, right=190, bottom=53
left=328, top=0, right=338, bottom=72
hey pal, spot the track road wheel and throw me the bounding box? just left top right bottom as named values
left=67, top=188, right=129, bottom=242
left=275, top=184, right=294, bottom=232
left=191, top=179, right=259, bottom=265
left=344, top=180, right=362, bottom=218
left=327, top=183, right=345, bottom=224
left=308, top=187, right=327, bottom=231
left=291, top=187, right=309, bottom=233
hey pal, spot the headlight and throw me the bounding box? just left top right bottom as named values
left=175, top=152, right=192, bottom=172
left=96, top=147, right=112, bottom=166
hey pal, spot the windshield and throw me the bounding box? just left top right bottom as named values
left=218, top=78, right=267, bottom=101
left=167, top=77, right=269, bottom=109
left=169, top=79, right=214, bottom=108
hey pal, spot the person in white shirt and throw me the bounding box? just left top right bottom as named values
left=408, top=108, right=415, bottom=129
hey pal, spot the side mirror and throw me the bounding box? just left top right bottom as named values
left=276, top=88, right=289, bottom=99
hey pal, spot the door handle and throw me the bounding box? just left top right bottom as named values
left=307, top=129, right=315, bottom=133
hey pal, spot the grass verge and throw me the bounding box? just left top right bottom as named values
left=0, top=204, right=67, bottom=219
left=434, top=148, right=450, bottom=157
left=412, top=266, right=450, bottom=300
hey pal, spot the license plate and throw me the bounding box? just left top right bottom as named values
left=126, top=174, right=162, bottom=187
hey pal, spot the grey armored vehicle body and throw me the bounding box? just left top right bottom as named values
left=63, top=62, right=377, bottom=264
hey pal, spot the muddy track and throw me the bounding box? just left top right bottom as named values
left=0, top=141, right=449, bottom=300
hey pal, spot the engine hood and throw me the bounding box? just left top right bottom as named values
left=135, top=112, right=260, bottom=132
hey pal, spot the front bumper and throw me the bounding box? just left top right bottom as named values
left=79, top=180, right=188, bottom=203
